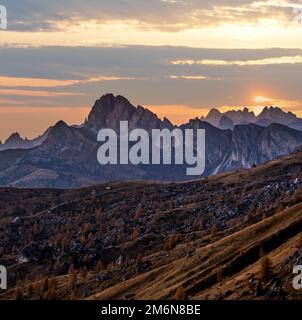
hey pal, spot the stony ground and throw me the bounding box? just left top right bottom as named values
left=0, top=151, right=302, bottom=300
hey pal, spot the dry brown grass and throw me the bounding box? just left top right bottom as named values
left=87, top=203, right=302, bottom=300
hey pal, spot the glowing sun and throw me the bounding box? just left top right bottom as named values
left=254, top=96, right=272, bottom=103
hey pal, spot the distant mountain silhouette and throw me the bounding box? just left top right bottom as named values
left=1, top=94, right=302, bottom=188
left=203, top=105, right=302, bottom=130
left=0, top=128, right=50, bottom=151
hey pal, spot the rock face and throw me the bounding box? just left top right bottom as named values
left=1, top=94, right=302, bottom=188
left=219, top=116, right=234, bottom=130
left=85, top=94, right=173, bottom=132
left=258, top=106, right=297, bottom=124
left=202, top=108, right=221, bottom=127
left=3, top=133, right=25, bottom=149
left=182, top=119, right=302, bottom=175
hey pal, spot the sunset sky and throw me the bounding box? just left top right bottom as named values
left=1, top=0, right=302, bottom=141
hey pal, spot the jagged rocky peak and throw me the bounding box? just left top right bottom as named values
left=262, top=106, right=286, bottom=116
left=203, top=108, right=222, bottom=127
left=0, top=132, right=28, bottom=151
left=203, top=105, right=301, bottom=129
left=5, top=132, right=23, bottom=144
left=258, top=106, right=297, bottom=123
left=206, top=108, right=221, bottom=120
left=85, top=93, right=172, bottom=131
left=52, top=120, right=70, bottom=130
left=240, top=107, right=253, bottom=114
left=44, top=120, right=73, bottom=145
left=0, top=128, right=51, bottom=151
left=163, top=117, right=174, bottom=128
left=85, top=94, right=136, bottom=130
left=259, top=106, right=278, bottom=117
left=240, top=107, right=256, bottom=118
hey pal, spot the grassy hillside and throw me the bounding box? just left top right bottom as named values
left=1, top=151, right=302, bottom=300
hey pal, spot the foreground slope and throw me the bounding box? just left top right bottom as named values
left=0, top=151, right=302, bottom=300
left=89, top=203, right=302, bottom=300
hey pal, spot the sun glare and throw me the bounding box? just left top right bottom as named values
left=254, top=96, right=272, bottom=103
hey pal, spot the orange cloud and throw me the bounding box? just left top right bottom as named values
left=0, top=89, right=84, bottom=97
left=169, top=75, right=209, bottom=80
left=0, top=75, right=136, bottom=88
left=171, top=56, right=302, bottom=66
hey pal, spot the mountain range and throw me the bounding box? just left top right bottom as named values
left=1, top=93, right=302, bottom=188
left=203, top=106, right=302, bottom=130
left=0, top=129, right=50, bottom=152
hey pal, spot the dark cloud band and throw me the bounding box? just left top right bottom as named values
left=1, top=0, right=301, bottom=31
